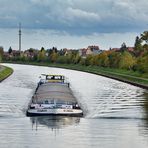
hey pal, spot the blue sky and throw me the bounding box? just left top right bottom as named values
left=0, top=0, right=148, bottom=50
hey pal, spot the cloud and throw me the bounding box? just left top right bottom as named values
left=66, top=7, right=100, bottom=21
left=0, top=0, right=147, bottom=34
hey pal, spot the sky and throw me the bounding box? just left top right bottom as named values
left=0, top=0, right=148, bottom=50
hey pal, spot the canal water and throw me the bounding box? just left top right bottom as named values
left=0, top=64, right=148, bottom=148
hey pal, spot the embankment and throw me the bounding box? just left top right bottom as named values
left=0, top=65, right=13, bottom=82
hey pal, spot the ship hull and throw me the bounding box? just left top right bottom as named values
left=26, top=108, right=83, bottom=117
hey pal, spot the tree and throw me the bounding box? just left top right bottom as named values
left=141, top=31, right=148, bottom=45
left=120, top=42, right=127, bottom=52
left=108, top=52, right=121, bottom=68
left=50, top=52, right=58, bottom=63
left=134, top=36, right=143, bottom=56
left=0, top=46, right=4, bottom=62
left=85, top=55, right=93, bottom=66
left=74, top=53, right=81, bottom=64
left=136, top=49, right=148, bottom=73
left=97, top=52, right=109, bottom=67
left=0, top=54, right=2, bottom=62
left=41, top=47, right=45, bottom=52
left=8, top=46, right=12, bottom=54
left=37, top=47, right=46, bottom=62
left=119, top=51, right=136, bottom=70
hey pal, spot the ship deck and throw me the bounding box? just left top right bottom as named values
left=32, top=82, right=77, bottom=104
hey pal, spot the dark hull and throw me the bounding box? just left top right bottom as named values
left=26, top=111, right=83, bottom=117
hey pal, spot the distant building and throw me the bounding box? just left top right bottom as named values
left=111, top=47, right=134, bottom=52
left=23, top=49, right=38, bottom=58
left=79, top=48, right=87, bottom=58
left=110, top=48, right=120, bottom=51
left=79, top=45, right=102, bottom=58
left=64, top=49, right=78, bottom=56
left=127, top=47, right=134, bottom=52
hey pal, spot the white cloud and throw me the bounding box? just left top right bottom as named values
left=66, top=7, right=100, bottom=21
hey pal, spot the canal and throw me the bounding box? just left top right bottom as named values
left=0, top=64, right=148, bottom=148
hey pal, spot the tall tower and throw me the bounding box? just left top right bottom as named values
left=19, top=23, right=21, bottom=51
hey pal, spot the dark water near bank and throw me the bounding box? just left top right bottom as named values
left=0, top=64, right=148, bottom=148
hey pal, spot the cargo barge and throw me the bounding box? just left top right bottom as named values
left=26, top=74, right=83, bottom=117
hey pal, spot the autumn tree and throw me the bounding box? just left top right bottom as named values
left=97, top=52, right=109, bottom=67
left=108, top=52, right=121, bottom=68
left=37, top=47, right=46, bottom=62
left=50, top=52, right=58, bottom=63
left=119, top=51, right=136, bottom=70
left=136, top=49, right=148, bottom=73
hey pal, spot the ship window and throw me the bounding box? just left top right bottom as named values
left=49, top=99, right=54, bottom=104
left=45, top=100, right=48, bottom=104
left=56, top=100, right=66, bottom=104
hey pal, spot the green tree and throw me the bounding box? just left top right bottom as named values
left=141, top=31, right=148, bottom=45
left=98, top=52, right=109, bottom=67
left=108, top=52, right=121, bottom=68
left=119, top=51, right=136, bottom=70
left=8, top=46, right=12, bottom=54
left=85, top=55, right=93, bottom=66
left=0, top=46, right=4, bottom=62
left=136, top=49, right=148, bottom=73
left=74, top=53, right=81, bottom=64
left=0, top=46, right=4, bottom=56
left=0, top=54, right=2, bottom=62
left=134, top=36, right=143, bottom=56
left=79, top=58, right=86, bottom=65
left=120, top=42, right=127, bottom=52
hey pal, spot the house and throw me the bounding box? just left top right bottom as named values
left=111, top=48, right=120, bottom=51
left=64, top=49, right=78, bottom=56
left=127, top=47, right=134, bottom=52
left=79, top=48, right=87, bottom=58
left=79, top=45, right=102, bottom=58
left=111, top=47, right=134, bottom=52
left=23, top=49, right=38, bottom=58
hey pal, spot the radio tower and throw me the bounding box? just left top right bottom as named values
left=19, top=23, right=21, bottom=51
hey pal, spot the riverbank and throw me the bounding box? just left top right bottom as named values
left=0, top=65, right=13, bottom=82
left=3, top=61, right=148, bottom=89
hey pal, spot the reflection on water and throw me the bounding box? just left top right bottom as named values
left=0, top=63, right=148, bottom=148
left=31, top=116, right=80, bottom=130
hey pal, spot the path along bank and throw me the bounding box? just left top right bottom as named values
left=3, top=62, right=148, bottom=90
left=0, top=65, right=13, bottom=82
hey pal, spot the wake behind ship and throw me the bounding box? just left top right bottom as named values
left=26, top=74, right=83, bottom=117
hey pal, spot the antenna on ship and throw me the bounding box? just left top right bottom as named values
left=19, top=23, right=22, bottom=51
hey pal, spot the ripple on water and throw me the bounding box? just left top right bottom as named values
left=0, top=63, right=148, bottom=148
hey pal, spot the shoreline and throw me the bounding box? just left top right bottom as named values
left=0, top=65, right=13, bottom=82
left=3, top=61, right=148, bottom=90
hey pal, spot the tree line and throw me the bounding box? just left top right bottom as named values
left=0, top=31, right=148, bottom=74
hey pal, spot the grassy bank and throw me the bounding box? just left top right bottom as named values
left=4, top=61, right=148, bottom=89
left=0, top=65, right=13, bottom=82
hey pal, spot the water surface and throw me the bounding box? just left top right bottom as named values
left=0, top=64, right=148, bottom=148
